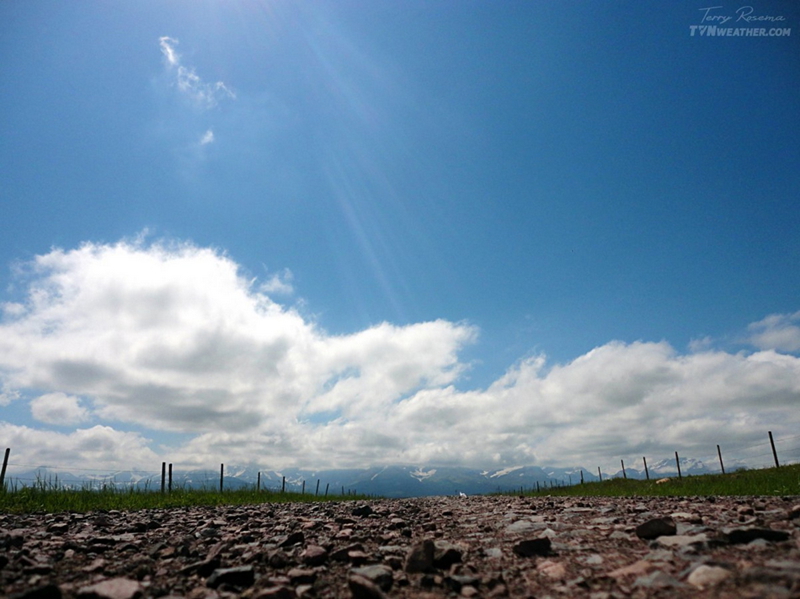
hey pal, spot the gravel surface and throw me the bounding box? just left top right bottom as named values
left=2, top=494, right=800, bottom=598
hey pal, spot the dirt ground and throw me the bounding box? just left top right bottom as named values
left=2, top=494, right=800, bottom=598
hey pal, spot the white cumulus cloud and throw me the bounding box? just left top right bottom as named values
left=748, top=310, right=800, bottom=352
left=0, top=422, right=158, bottom=471
left=30, top=392, right=90, bottom=425
left=1, top=237, right=799, bottom=472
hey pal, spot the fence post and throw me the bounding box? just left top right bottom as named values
left=675, top=452, right=682, bottom=479
left=341, top=486, right=344, bottom=496
left=168, top=463, right=173, bottom=493
left=717, top=445, right=725, bottom=474
left=316, top=479, right=320, bottom=496
left=769, top=431, right=780, bottom=468
left=282, top=476, right=286, bottom=493
left=598, top=467, right=602, bottom=482
left=580, top=470, right=584, bottom=484
left=621, top=459, right=627, bottom=480
left=0, top=448, right=10, bottom=490
left=301, top=480, right=305, bottom=495
left=220, top=464, right=224, bottom=493
left=161, top=462, right=166, bottom=494
left=643, top=456, right=649, bottom=481
left=536, top=481, right=540, bottom=493
left=257, top=472, right=261, bottom=492
left=325, top=483, right=329, bottom=497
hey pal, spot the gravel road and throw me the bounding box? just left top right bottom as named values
left=3, top=494, right=800, bottom=598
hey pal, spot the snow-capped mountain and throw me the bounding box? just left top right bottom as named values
left=4, top=457, right=718, bottom=498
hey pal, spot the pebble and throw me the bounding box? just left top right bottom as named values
left=77, top=578, right=143, bottom=599
left=686, top=564, right=732, bottom=588
left=0, top=495, right=797, bottom=598
left=512, top=537, right=552, bottom=557
left=635, top=517, right=677, bottom=540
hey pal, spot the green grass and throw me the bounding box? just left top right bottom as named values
left=507, top=464, right=800, bottom=498
left=0, top=479, right=373, bottom=514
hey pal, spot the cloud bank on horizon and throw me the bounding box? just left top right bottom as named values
left=1, top=238, right=798, bottom=472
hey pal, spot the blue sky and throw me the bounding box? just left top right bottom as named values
left=1, top=1, right=799, bottom=474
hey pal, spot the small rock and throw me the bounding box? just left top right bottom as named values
left=252, top=588, right=295, bottom=599
left=10, top=584, right=62, bottom=599
left=635, top=517, right=677, bottom=540
left=656, top=533, right=708, bottom=548
left=725, top=527, right=791, bottom=544
left=287, top=568, right=317, bottom=585
left=537, top=559, right=567, bottom=579
left=633, top=570, right=683, bottom=589
left=301, top=544, right=328, bottom=566
left=206, top=566, right=255, bottom=589
left=788, top=505, right=800, bottom=520
left=505, top=520, right=539, bottom=535
left=267, top=549, right=291, bottom=568
left=331, top=543, right=365, bottom=562
left=348, top=574, right=388, bottom=599
left=433, top=541, right=463, bottom=569
left=687, top=565, right=732, bottom=589
left=512, top=537, right=552, bottom=558
left=351, top=564, right=394, bottom=591
left=77, top=578, right=143, bottom=599
left=608, top=560, right=654, bottom=579
left=276, top=531, right=305, bottom=548
left=352, top=505, right=374, bottom=518
left=405, top=539, right=435, bottom=573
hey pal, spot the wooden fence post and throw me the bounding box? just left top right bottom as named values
left=325, top=483, right=329, bottom=497
left=621, top=459, right=627, bottom=479
left=717, top=445, right=725, bottom=474
left=220, top=464, right=224, bottom=493
left=316, top=480, right=320, bottom=496
left=769, top=431, right=780, bottom=468
left=643, top=456, right=649, bottom=481
left=675, top=452, right=682, bottom=479
left=536, top=481, right=540, bottom=492
left=282, top=476, right=286, bottom=493
left=598, top=467, right=602, bottom=482
left=0, top=448, right=10, bottom=490
left=301, top=480, right=305, bottom=494
left=168, top=463, right=173, bottom=493
left=257, top=472, right=261, bottom=492
left=580, top=470, right=584, bottom=484
left=161, top=462, right=166, bottom=494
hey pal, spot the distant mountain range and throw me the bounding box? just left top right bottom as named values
left=6, top=457, right=731, bottom=498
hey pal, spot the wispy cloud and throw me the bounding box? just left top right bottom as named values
left=1, top=238, right=799, bottom=471
left=199, top=129, right=215, bottom=145
left=159, top=37, right=235, bottom=109
left=260, top=268, right=294, bottom=295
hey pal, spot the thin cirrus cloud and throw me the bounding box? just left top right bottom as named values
left=159, top=37, right=235, bottom=109
left=0, top=237, right=799, bottom=471
left=199, top=129, right=215, bottom=145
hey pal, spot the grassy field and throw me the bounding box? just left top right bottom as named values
left=512, top=464, right=800, bottom=498
left=2, top=465, right=798, bottom=514
left=0, top=480, right=372, bottom=514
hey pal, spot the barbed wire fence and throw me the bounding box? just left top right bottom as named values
left=537, top=431, right=800, bottom=490
left=0, top=452, right=363, bottom=497
left=0, top=431, right=798, bottom=494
